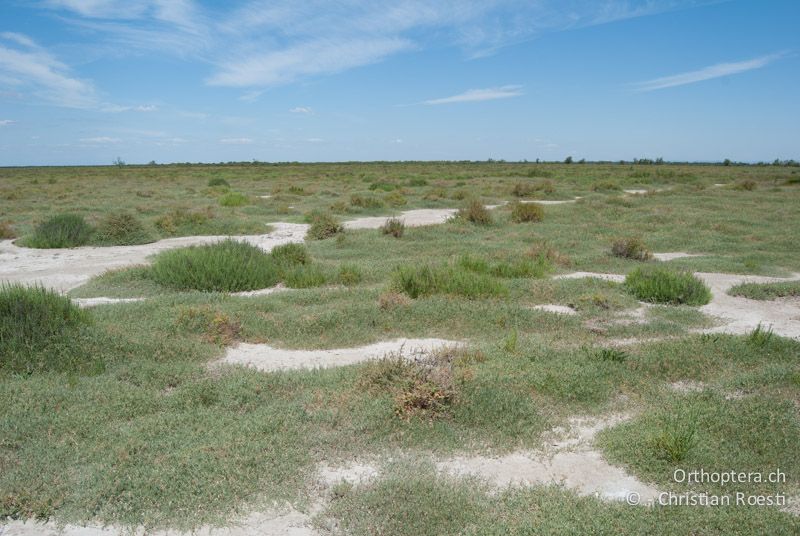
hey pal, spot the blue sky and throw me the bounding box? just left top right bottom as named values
left=0, top=0, right=798, bottom=165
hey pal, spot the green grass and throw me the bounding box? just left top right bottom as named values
left=510, top=201, right=544, bottom=223
left=624, top=266, right=712, bottom=305
left=19, top=213, right=93, bottom=248
left=729, top=280, right=800, bottom=300
left=149, top=239, right=282, bottom=292
left=93, top=212, right=155, bottom=246
left=392, top=263, right=508, bottom=299
left=218, top=191, right=249, bottom=207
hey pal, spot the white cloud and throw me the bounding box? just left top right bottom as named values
left=0, top=33, right=97, bottom=108
left=219, top=137, right=253, bottom=144
left=0, top=119, right=16, bottom=126
left=289, top=106, right=313, bottom=114
left=422, top=85, right=523, bottom=105
left=634, top=53, right=786, bottom=92
left=239, top=90, right=263, bottom=102
left=80, top=136, right=121, bottom=143
left=306, top=137, right=324, bottom=143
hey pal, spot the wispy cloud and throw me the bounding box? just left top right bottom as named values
left=0, top=119, right=16, bottom=126
left=79, top=136, right=121, bottom=144
left=219, top=137, right=253, bottom=144
left=289, top=106, right=314, bottom=114
left=0, top=32, right=97, bottom=108
left=634, top=52, right=786, bottom=92
left=422, top=85, right=523, bottom=105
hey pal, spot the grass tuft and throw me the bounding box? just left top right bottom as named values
left=306, top=211, right=344, bottom=240
left=747, top=323, right=774, bottom=347
left=593, top=347, right=629, bottom=363
left=392, top=263, right=507, bottom=299
left=728, top=281, right=800, bottom=300
left=218, top=191, right=249, bottom=207
left=510, top=201, right=544, bottom=223
left=380, top=217, right=405, bottom=238
left=149, top=239, right=280, bottom=292
left=611, top=237, right=653, bottom=261
left=270, top=242, right=310, bottom=267
left=21, top=213, right=93, bottom=248
left=0, top=221, right=15, bottom=239
left=624, top=266, right=711, bottom=305
left=455, top=199, right=492, bottom=225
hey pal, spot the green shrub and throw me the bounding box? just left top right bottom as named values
left=624, top=266, right=711, bottom=305
left=22, top=214, right=93, bottom=248
left=219, top=191, right=248, bottom=207
left=207, top=177, right=230, bottom=188
left=155, top=207, right=213, bottom=234
left=455, top=199, right=492, bottom=225
left=270, top=243, right=309, bottom=267
left=380, top=217, right=405, bottom=238
left=306, top=212, right=344, bottom=240
left=611, top=237, right=652, bottom=261
left=591, top=180, right=620, bottom=191
left=510, top=202, right=544, bottom=223
left=336, top=264, right=363, bottom=286
left=94, top=212, right=154, bottom=245
left=511, top=180, right=554, bottom=197
left=0, top=284, right=92, bottom=374
left=149, top=239, right=280, bottom=292
left=392, top=264, right=507, bottom=299
left=384, top=191, right=407, bottom=206
left=350, top=194, right=384, bottom=209
left=283, top=265, right=327, bottom=288
left=734, top=179, right=757, bottom=191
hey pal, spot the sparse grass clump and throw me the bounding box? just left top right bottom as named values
left=306, top=211, right=344, bottom=240
left=392, top=264, right=507, bottom=299
left=455, top=199, right=492, bottom=225
left=729, top=281, right=800, bottom=300
left=0, top=221, right=15, bottom=239
left=219, top=191, right=249, bottom=207
left=22, top=213, right=93, bottom=248
left=624, top=266, right=711, bottom=305
left=593, top=348, right=629, bottom=363
left=378, top=290, right=412, bottom=310
left=611, top=237, right=652, bottom=261
left=458, top=254, right=550, bottom=279
left=283, top=265, right=328, bottom=288
left=175, top=305, right=241, bottom=345
left=734, top=179, right=757, bottom=191
left=154, top=207, right=213, bottom=235
left=651, top=414, right=697, bottom=463
left=380, top=217, right=405, bottom=238
left=207, top=177, right=230, bottom=188
left=0, top=284, right=92, bottom=374
left=511, top=179, right=554, bottom=197
left=350, top=194, right=384, bottom=209
left=149, top=239, right=280, bottom=292
left=94, top=212, right=154, bottom=245
left=510, top=201, right=544, bottom=223
left=747, top=323, right=774, bottom=347
left=336, top=264, right=363, bottom=286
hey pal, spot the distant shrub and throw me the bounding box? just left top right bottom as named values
left=624, top=266, right=711, bottom=305
left=155, top=207, right=213, bottom=234
left=288, top=185, right=306, bottom=195
left=611, top=237, right=652, bottom=261
left=350, top=194, right=384, bottom=209
left=510, top=201, right=544, bottom=223
left=384, top=191, right=407, bottom=206
left=219, top=191, right=249, bottom=207
left=525, top=168, right=553, bottom=178
left=368, top=182, right=397, bottom=192
left=734, top=179, right=757, bottom=191
left=270, top=243, right=310, bottom=267
left=591, top=180, right=621, bottom=191
left=207, top=177, right=230, bottom=188
left=392, top=263, right=507, bottom=299
left=94, top=212, right=154, bottom=245
left=408, top=177, right=428, bottom=187
left=336, top=264, right=363, bottom=286
left=380, top=217, right=405, bottom=238
left=306, top=211, right=344, bottom=240
left=512, top=179, right=554, bottom=197
left=149, top=239, right=280, bottom=292
left=0, top=284, right=92, bottom=374
left=0, top=221, right=15, bottom=239
left=455, top=199, right=492, bottom=225
left=22, top=214, right=93, bottom=248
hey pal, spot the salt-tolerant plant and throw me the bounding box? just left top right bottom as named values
left=306, top=211, right=344, bottom=240
left=381, top=217, right=405, bottom=238
left=282, top=264, right=328, bottom=288
left=207, top=177, right=230, bottom=188
left=22, top=213, right=93, bottom=248
left=611, top=237, right=653, bottom=261
left=149, top=239, right=281, bottom=292
left=219, top=191, right=249, bottom=207
left=510, top=202, right=544, bottom=223
left=94, top=212, right=154, bottom=245
left=455, top=199, right=492, bottom=225
left=624, top=266, right=711, bottom=305
left=270, top=243, right=310, bottom=267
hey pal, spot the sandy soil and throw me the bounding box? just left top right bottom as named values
left=519, top=197, right=582, bottom=205
left=652, top=252, right=703, bottom=261
left=437, top=413, right=660, bottom=503
left=553, top=272, right=625, bottom=283
left=530, top=304, right=577, bottom=315
left=218, top=338, right=461, bottom=371
left=342, top=208, right=459, bottom=229
left=0, top=223, right=309, bottom=292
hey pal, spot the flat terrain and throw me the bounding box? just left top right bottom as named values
left=1, top=162, right=799, bottom=534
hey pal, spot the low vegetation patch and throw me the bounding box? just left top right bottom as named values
left=350, top=194, right=384, bottom=209
left=511, top=179, right=554, bottom=197
left=149, top=239, right=281, bottom=292
left=510, top=201, right=544, bottom=223
left=728, top=280, right=800, bottom=300
left=593, top=347, right=629, bottom=363
left=624, top=266, right=711, bottom=305
left=270, top=242, right=310, bottom=267
left=0, top=284, right=93, bottom=374
left=611, top=237, right=652, bottom=261
left=747, top=323, right=774, bottom=347
left=734, top=179, right=757, bottom=191
left=21, top=213, right=93, bottom=248
left=174, top=305, right=241, bottom=345
left=380, top=217, right=405, bottom=238
left=154, top=207, right=213, bottom=235
left=94, top=212, right=155, bottom=245
left=306, top=211, right=344, bottom=240
left=392, top=263, right=507, bottom=299
left=218, top=191, right=249, bottom=207
left=454, top=199, right=492, bottom=225
left=0, top=221, right=15, bottom=239
left=207, top=177, right=230, bottom=188
left=458, top=254, right=550, bottom=279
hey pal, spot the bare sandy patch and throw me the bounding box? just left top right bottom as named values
left=0, top=223, right=309, bottom=293
left=219, top=338, right=461, bottom=372
left=343, top=208, right=459, bottom=229
left=74, top=296, right=146, bottom=308
left=530, top=304, right=577, bottom=315
left=437, top=413, right=660, bottom=502
left=652, top=252, right=704, bottom=261
left=519, top=196, right=582, bottom=205
left=669, top=380, right=707, bottom=393
left=553, top=272, right=625, bottom=283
